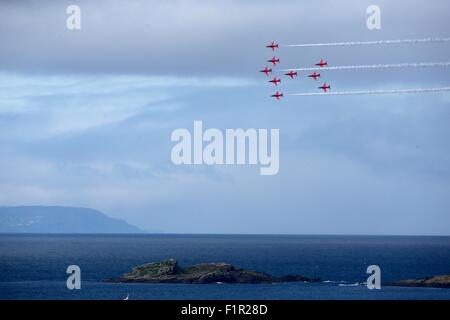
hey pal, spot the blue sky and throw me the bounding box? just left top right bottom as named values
left=1, top=0, right=449, bottom=234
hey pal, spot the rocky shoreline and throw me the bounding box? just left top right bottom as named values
left=110, top=258, right=450, bottom=288
left=389, top=275, right=450, bottom=289
left=111, top=258, right=321, bottom=284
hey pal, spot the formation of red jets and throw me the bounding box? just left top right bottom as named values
left=260, top=42, right=332, bottom=100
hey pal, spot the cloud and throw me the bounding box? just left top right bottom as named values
left=1, top=0, right=450, bottom=77
left=0, top=72, right=255, bottom=137
left=0, top=0, right=449, bottom=234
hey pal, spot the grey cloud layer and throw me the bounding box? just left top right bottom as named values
left=1, top=0, right=450, bottom=234
left=1, top=0, right=449, bottom=76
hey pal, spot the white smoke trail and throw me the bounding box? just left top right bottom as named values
left=289, top=87, right=450, bottom=96
left=280, top=62, right=450, bottom=72
left=284, top=37, right=450, bottom=48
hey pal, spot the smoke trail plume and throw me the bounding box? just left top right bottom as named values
left=289, top=87, right=450, bottom=96
left=280, top=62, right=450, bottom=72
left=284, top=37, right=450, bottom=48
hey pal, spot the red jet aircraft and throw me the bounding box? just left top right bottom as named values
left=266, top=41, right=279, bottom=51
left=269, top=77, right=281, bottom=86
left=267, top=56, right=280, bottom=66
left=271, top=91, right=284, bottom=100
left=315, top=59, right=328, bottom=67
left=318, top=83, right=331, bottom=92
left=285, top=70, right=298, bottom=79
left=259, top=67, right=272, bottom=76
left=308, top=71, right=320, bottom=81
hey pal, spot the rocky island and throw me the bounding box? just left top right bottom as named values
left=390, top=275, right=450, bottom=289
left=113, top=258, right=321, bottom=284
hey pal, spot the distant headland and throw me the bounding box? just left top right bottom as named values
left=0, top=206, right=144, bottom=233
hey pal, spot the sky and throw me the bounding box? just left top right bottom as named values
left=0, top=0, right=449, bottom=234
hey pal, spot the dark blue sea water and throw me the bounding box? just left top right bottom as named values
left=0, top=234, right=449, bottom=300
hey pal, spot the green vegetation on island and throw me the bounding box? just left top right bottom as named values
left=114, top=258, right=321, bottom=284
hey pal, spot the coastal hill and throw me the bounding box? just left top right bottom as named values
left=390, top=275, right=450, bottom=288
left=114, top=258, right=321, bottom=284
left=0, top=206, right=143, bottom=233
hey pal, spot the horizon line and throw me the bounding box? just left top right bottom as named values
left=1, top=232, right=449, bottom=237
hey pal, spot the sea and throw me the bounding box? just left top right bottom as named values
left=0, top=234, right=449, bottom=300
